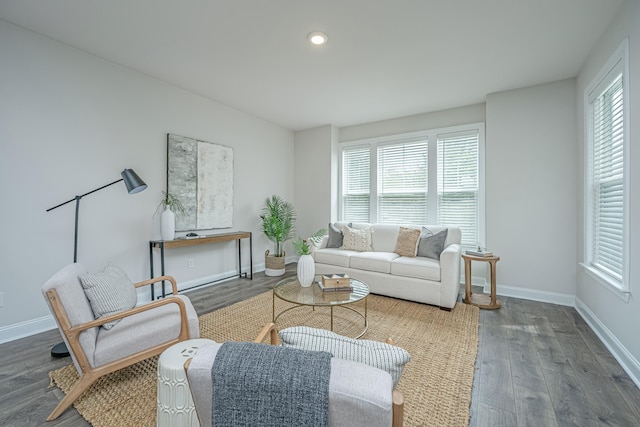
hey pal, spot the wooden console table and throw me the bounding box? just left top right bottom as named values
left=149, top=231, right=252, bottom=300
left=462, top=253, right=500, bottom=309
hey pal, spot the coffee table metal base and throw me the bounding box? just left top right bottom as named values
left=272, top=293, right=369, bottom=339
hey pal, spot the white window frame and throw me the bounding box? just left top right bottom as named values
left=582, top=38, right=630, bottom=301
left=338, top=123, right=485, bottom=248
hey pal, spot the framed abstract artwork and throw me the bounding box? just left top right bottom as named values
left=167, top=133, right=233, bottom=230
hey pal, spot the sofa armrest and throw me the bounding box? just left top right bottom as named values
left=439, top=243, right=462, bottom=308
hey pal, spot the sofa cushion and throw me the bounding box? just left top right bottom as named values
left=370, top=224, right=401, bottom=252
left=391, top=256, right=441, bottom=281
left=279, top=326, right=410, bottom=387
left=350, top=252, right=399, bottom=274
left=341, top=225, right=373, bottom=252
left=327, top=222, right=351, bottom=248
left=79, top=264, right=137, bottom=329
left=394, top=227, right=421, bottom=257
left=314, top=248, right=358, bottom=268
left=417, top=228, right=448, bottom=260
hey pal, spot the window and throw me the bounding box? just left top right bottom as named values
left=584, top=38, right=629, bottom=295
left=342, top=146, right=370, bottom=222
left=438, top=131, right=480, bottom=246
left=339, top=124, right=484, bottom=248
left=378, top=141, right=428, bottom=224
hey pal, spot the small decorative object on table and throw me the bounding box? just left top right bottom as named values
left=465, top=244, right=493, bottom=257
left=155, top=191, right=187, bottom=241
left=292, top=228, right=327, bottom=287
left=319, top=274, right=353, bottom=292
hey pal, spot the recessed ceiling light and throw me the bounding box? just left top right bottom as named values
left=308, top=31, right=328, bottom=46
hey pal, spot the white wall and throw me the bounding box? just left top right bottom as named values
left=340, top=103, right=486, bottom=142
left=0, top=21, right=294, bottom=339
left=575, top=0, right=640, bottom=383
left=294, top=125, right=338, bottom=239
left=485, top=79, right=577, bottom=305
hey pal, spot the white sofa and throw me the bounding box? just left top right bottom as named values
left=312, top=222, right=462, bottom=310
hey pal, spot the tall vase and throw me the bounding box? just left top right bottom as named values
left=297, top=254, right=315, bottom=287
left=161, top=205, right=175, bottom=241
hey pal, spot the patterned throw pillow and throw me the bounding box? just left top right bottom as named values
left=79, top=264, right=137, bottom=329
left=416, top=228, right=448, bottom=260
left=394, top=227, right=421, bottom=257
left=340, top=225, right=373, bottom=252
left=279, top=326, right=410, bottom=386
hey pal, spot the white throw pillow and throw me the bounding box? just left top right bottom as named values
left=340, top=225, right=373, bottom=252
left=79, top=264, right=137, bottom=329
left=279, top=326, right=410, bottom=386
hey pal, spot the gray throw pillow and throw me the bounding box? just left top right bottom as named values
left=326, top=222, right=351, bottom=248
left=79, top=264, right=137, bottom=329
left=279, top=326, right=410, bottom=387
left=417, top=228, right=448, bottom=260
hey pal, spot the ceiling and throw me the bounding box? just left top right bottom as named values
left=0, top=0, right=622, bottom=131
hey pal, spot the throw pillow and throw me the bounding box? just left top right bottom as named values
left=416, top=228, right=448, bottom=260
left=326, top=222, right=352, bottom=248
left=340, top=225, right=373, bottom=252
left=79, top=263, right=137, bottom=329
left=394, top=227, right=421, bottom=257
left=279, top=326, right=410, bottom=386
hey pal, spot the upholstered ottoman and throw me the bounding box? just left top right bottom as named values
left=157, top=338, right=215, bottom=427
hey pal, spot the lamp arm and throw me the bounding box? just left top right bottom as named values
left=46, top=178, right=123, bottom=212
left=46, top=177, right=124, bottom=263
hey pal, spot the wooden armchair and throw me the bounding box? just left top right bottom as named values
left=185, top=323, right=404, bottom=427
left=42, top=263, right=200, bottom=421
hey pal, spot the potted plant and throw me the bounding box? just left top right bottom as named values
left=292, top=228, right=327, bottom=287
left=260, top=195, right=296, bottom=276
left=156, top=191, right=187, bottom=241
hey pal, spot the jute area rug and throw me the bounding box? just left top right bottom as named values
left=50, top=291, right=479, bottom=426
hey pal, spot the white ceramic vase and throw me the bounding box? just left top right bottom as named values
left=160, top=205, right=175, bottom=241
left=297, top=254, right=315, bottom=287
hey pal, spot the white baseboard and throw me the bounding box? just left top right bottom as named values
left=575, top=298, right=640, bottom=388
left=0, top=315, right=56, bottom=345
left=487, top=283, right=576, bottom=306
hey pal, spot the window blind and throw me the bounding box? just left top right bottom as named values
left=591, top=74, right=624, bottom=280
left=377, top=141, right=428, bottom=225
left=342, top=146, right=371, bottom=222
left=437, top=131, right=479, bottom=247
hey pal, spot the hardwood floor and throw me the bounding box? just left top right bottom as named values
left=1, top=266, right=639, bottom=426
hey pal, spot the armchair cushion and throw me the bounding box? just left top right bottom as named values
left=279, top=326, right=410, bottom=386
left=93, top=295, right=199, bottom=367
left=79, top=264, right=137, bottom=329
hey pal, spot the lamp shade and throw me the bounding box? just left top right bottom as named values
left=121, top=169, right=147, bottom=194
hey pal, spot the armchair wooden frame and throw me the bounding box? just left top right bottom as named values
left=185, top=322, right=404, bottom=427
left=45, top=275, right=191, bottom=421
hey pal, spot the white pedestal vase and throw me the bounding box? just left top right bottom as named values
left=297, top=254, right=315, bottom=287
left=160, top=206, right=175, bottom=241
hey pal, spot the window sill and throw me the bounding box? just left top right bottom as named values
left=580, top=263, right=630, bottom=302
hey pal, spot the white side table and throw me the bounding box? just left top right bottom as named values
left=157, top=338, right=215, bottom=427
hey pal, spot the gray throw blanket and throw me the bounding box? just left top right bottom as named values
left=211, top=342, right=332, bottom=427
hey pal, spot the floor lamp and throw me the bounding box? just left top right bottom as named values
left=46, top=168, right=147, bottom=357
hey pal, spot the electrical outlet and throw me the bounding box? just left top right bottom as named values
left=187, top=259, right=195, bottom=269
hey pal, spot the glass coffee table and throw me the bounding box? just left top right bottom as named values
left=272, top=275, right=370, bottom=338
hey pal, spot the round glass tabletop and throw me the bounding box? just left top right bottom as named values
left=273, top=275, right=369, bottom=307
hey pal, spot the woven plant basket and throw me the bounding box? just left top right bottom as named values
left=265, top=250, right=285, bottom=270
